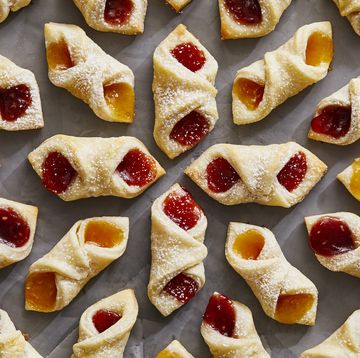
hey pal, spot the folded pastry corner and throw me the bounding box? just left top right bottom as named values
left=184, top=142, right=327, bottom=208
left=73, top=0, right=147, bottom=35
left=148, top=183, right=208, bottom=316
left=44, top=22, right=135, bottom=123
left=25, top=216, right=129, bottom=312
left=165, top=0, right=192, bottom=12
left=0, top=54, right=43, bottom=131
left=156, top=340, right=194, bottom=358
left=333, top=0, right=360, bottom=36
left=301, top=309, right=360, bottom=357
left=232, top=21, right=333, bottom=124
left=201, top=292, right=270, bottom=357
left=0, top=0, right=31, bottom=23
left=28, top=134, right=165, bottom=201
left=218, top=0, right=292, bottom=39
left=226, top=223, right=318, bottom=325
left=153, top=24, right=218, bottom=159
left=72, top=289, right=138, bottom=358
left=0, top=198, right=38, bottom=269
left=305, top=212, right=360, bottom=277
left=337, top=157, right=360, bottom=201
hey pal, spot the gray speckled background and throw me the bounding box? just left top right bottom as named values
left=0, top=0, right=360, bottom=357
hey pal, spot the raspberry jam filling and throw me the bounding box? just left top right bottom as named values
left=92, top=309, right=122, bottom=333
left=163, top=187, right=202, bottom=231
left=163, top=273, right=199, bottom=303
left=234, top=78, right=264, bottom=111
left=224, top=0, right=262, bottom=25
left=0, top=84, right=32, bottom=122
left=85, top=221, right=124, bottom=248
left=42, top=152, right=77, bottom=194
left=277, top=151, right=307, bottom=192
left=275, top=294, right=314, bottom=324
left=169, top=111, right=210, bottom=146
left=206, top=157, right=240, bottom=193
left=0, top=208, right=30, bottom=248
left=116, top=149, right=157, bottom=187
left=46, top=40, right=74, bottom=71
left=305, top=33, right=333, bottom=67
left=233, top=229, right=265, bottom=260
left=308, top=216, right=355, bottom=256
left=171, top=43, right=206, bottom=72
left=350, top=158, right=360, bottom=200
left=203, top=292, right=236, bottom=337
left=103, top=83, right=135, bottom=122
left=25, top=272, right=57, bottom=312
left=104, top=0, right=134, bottom=25
left=311, top=105, right=351, bottom=139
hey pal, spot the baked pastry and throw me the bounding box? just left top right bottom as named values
left=218, top=0, right=292, bottom=39
left=308, top=77, right=360, bottom=145
left=333, top=0, right=360, bottom=36
left=305, top=212, right=360, bottom=278
left=225, top=223, right=318, bottom=325
left=156, top=340, right=194, bottom=358
left=44, top=22, right=135, bottom=123
left=337, top=157, right=360, bottom=201
left=0, top=309, right=42, bottom=357
left=232, top=22, right=333, bottom=124
left=153, top=24, right=218, bottom=159
left=201, top=292, right=270, bottom=357
left=73, top=0, right=147, bottom=35
left=25, top=216, right=129, bottom=312
left=0, top=0, right=30, bottom=23
left=0, top=198, right=38, bottom=269
left=72, top=289, right=138, bottom=358
left=0, top=55, right=43, bottom=131
left=28, top=134, right=165, bottom=201
left=301, top=309, right=360, bottom=357
left=165, top=0, right=191, bottom=12
left=185, top=142, right=327, bottom=208
left=148, top=183, right=208, bottom=316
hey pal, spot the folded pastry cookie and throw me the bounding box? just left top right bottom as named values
left=0, top=0, right=30, bottom=23
left=153, top=24, right=218, bottom=159
left=165, top=0, right=191, bottom=12
left=305, top=212, right=360, bottom=278
left=201, top=292, right=269, bottom=357
left=0, top=55, right=43, bottom=131
left=156, top=340, right=194, bottom=358
left=28, top=134, right=165, bottom=201
left=232, top=22, right=333, bottom=124
left=226, top=223, right=318, bottom=325
left=0, top=309, right=42, bottom=357
left=308, top=77, right=360, bottom=145
left=148, top=183, right=208, bottom=316
left=218, top=0, right=292, bottom=39
left=25, top=216, right=129, bottom=312
left=301, top=309, right=360, bottom=358
left=44, top=22, right=135, bottom=123
left=333, top=0, right=360, bottom=36
left=73, top=0, right=147, bottom=35
left=72, top=289, right=138, bottom=358
left=337, top=157, right=360, bottom=201
left=185, top=142, right=327, bottom=208
left=0, top=198, right=38, bottom=269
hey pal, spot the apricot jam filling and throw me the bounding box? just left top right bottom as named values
left=163, top=273, right=199, bottom=303
left=46, top=40, right=74, bottom=71
left=305, top=33, right=333, bottom=67
left=171, top=42, right=206, bottom=72
left=156, top=350, right=181, bottom=358
left=234, top=78, right=264, bottom=111
left=104, top=0, right=134, bottom=25
left=224, top=0, right=262, bottom=25
left=350, top=158, right=360, bottom=200
left=84, top=221, right=124, bottom=248
left=25, top=272, right=57, bottom=312
left=103, top=82, right=135, bottom=122
left=233, top=229, right=265, bottom=260
left=92, top=309, right=122, bottom=333
left=275, top=294, right=314, bottom=324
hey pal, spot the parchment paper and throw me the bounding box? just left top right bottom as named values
left=1, top=0, right=360, bottom=357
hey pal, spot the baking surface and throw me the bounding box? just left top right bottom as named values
left=0, top=0, right=359, bottom=357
